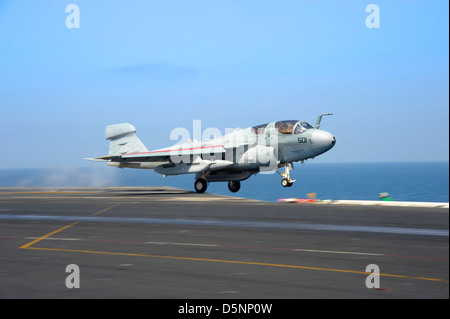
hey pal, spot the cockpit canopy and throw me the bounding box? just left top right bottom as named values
left=251, top=120, right=314, bottom=135
left=251, top=123, right=269, bottom=135
left=275, top=120, right=297, bottom=134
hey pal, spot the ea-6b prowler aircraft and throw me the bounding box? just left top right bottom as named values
left=86, top=114, right=335, bottom=193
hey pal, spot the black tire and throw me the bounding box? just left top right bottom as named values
left=228, top=181, right=241, bottom=193
left=287, top=182, right=293, bottom=187
left=281, top=178, right=289, bottom=187
left=194, top=178, right=207, bottom=193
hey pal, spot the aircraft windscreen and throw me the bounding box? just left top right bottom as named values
left=275, top=120, right=298, bottom=134
left=300, top=121, right=314, bottom=130
left=294, top=124, right=306, bottom=134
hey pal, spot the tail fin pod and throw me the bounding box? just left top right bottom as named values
left=105, top=123, right=148, bottom=156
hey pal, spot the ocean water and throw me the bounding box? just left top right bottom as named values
left=0, top=162, right=448, bottom=203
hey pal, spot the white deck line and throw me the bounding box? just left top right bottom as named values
left=278, top=198, right=449, bottom=208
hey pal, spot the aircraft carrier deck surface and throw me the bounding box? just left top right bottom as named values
left=0, top=187, right=448, bottom=299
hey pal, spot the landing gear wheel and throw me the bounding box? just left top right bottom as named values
left=194, top=178, right=207, bottom=193
left=278, top=163, right=295, bottom=188
left=228, top=181, right=241, bottom=193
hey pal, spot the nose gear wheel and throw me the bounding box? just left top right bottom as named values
left=277, top=163, right=295, bottom=188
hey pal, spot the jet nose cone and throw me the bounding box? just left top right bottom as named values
left=311, top=130, right=335, bottom=155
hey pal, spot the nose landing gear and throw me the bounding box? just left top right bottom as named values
left=281, top=178, right=293, bottom=187
left=277, top=163, right=295, bottom=187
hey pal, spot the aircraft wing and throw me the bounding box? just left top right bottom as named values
left=94, top=144, right=226, bottom=163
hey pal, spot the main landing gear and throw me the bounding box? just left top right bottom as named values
left=194, top=178, right=241, bottom=193
left=228, top=181, right=240, bottom=193
left=277, top=163, right=295, bottom=188
left=194, top=178, right=207, bottom=193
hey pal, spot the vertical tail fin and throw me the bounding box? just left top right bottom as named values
left=105, top=123, right=148, bottom=156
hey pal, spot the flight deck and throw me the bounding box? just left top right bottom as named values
left=0, top=187, right=448, bottom=298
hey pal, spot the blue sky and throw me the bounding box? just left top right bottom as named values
left=0, top=0, right=448, bottom=168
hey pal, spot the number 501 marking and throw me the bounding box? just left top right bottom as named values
left=298, top=137, right=307, bottom=143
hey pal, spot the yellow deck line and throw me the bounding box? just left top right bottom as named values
left=4, top=191, right=99, bottom=194
left=22, top=246, right=449, bottom=283
left=20, top=222, right=80, bottom=249
left=19, top=203, right=120, bottom=249
left=18, top=201, right=448, bottom=284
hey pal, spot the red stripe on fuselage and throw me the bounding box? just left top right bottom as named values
left=124, top=145, right=224, bottom=156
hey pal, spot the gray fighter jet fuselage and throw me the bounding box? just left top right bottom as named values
left=86, top=113, right=335, bottom=193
